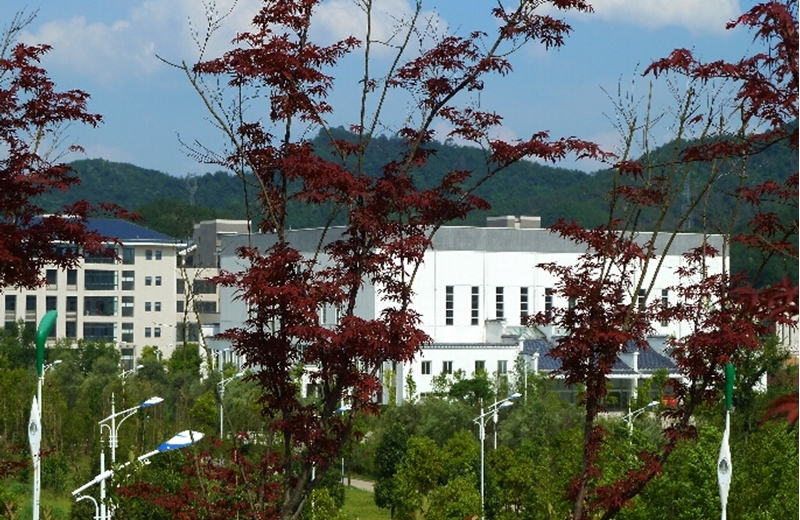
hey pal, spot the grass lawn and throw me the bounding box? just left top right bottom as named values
left=343, top=486, right=391, bottom=520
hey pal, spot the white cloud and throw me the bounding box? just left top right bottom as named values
left=19, top=0, right=262, bottom=84
left=587, top=0, right=741, bottom=33
left=312, top=0, right=447, bottom=57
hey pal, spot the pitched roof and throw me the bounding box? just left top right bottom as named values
left=87, top=218, right=177, bottom=244
left=522, top=338, right=676, bottom=375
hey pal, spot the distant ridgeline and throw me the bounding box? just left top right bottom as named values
left=35, top=126, right=796, bottom=285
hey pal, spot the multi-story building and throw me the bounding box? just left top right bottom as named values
left=213, top=216, right=729, bottom=405
left=1, top=219, right=186, bottom=367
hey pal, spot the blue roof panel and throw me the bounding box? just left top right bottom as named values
left=88, top=219, right=176, bottom=243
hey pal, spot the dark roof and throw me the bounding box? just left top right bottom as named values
left=88, top=219, right=177, bottom=243
left=522, top=338, right=676, bottom=375
left=521, top=339, right=562, bottom=371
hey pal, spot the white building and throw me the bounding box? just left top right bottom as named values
left=214, top=216, right=728, bottom=404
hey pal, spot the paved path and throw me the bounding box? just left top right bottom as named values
left=347, top=478, right=374, bottom=492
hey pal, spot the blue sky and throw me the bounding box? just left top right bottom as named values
left=1, top=0, right=763, bottom=177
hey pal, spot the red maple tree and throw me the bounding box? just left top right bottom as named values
left=131, top=1, right=606, bottom=518
left=0, top=12, right=129, bottom=290
left=526, top=2, right=798, bottom=518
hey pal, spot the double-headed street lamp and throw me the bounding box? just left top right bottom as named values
left=97, top=396, right=163, bottom=520
left=73, top=430, right=204, bottom=520
left=623, top=400, right=659, bottom=437
left=218, top=372, right=244, bottom=439
left=474, top=392, right=521, bottom=520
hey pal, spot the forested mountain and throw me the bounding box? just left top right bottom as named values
left=37, top=127, right=797, bottom=284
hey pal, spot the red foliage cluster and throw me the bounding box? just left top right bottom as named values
left=173, top=1, right=609, bottom=518
left=0, top=43, right=129, bottom=289
left=529, top=2, right=798, bottom=519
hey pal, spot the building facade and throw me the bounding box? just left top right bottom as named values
left=1, top=219, right=185, bottom=366
left=214, top=217, right=729, bottom=403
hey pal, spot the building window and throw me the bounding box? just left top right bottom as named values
left=121, top=271, right=135, bottom=290
left=26, top=295, right=36, bottom=312
left=442, top=361, right=453, bottom=375
left=84, top=246, right=116, bottom=264
left=5, top=295, right=16, bottom=312
left=475, top=360, right=485, bottom=373
left=155, top=276, right=162, bottom=286
left=122, top=296, right=134, bottom=317
left=471, top=286, right=479, bottom=326
left=193, top=279, right=216, bottom=294
left=122, top=247, right=135, bottom=265
left=177, top=300, right=185, bottom=313
left=421, top=360, right=432, bottom=375
left=545, top=288, right=553, bottom=320
left=84, top=270, right=117, bottom=291
left=155, top=302, right=161, bottom=312
left=145, top=327, right=152, bottom=338
left=145, top=249, right=153, bottom=260
left=660, top=289, right=669, bottom=326
left=46, top=296, right=57, bottom=312
left=83, top=322, right=115, bottom=341
left=155, top=250, right=162, bottom=260
left=445, top=286, right=454, bottom=326
left=65, top=321, right=77, bottom=338
left=46, top=269, right=57, bottom=286
left=121, top=323, right=134, bottom=343
left=145, top=276, right=152, bottom=286
left=145, top=302, right=152, bottom=312
left=495, top=287, right=504, bottom=319
left=66, top=296, right=78, bottom=313
left=520, top=287, right=529, bottom=317
left=176, top=279, right=185, bottom=295
left=84, top=296, right=116, bottom=316
left=638, top=288, right=646, bottom=310
left=154, top=327, right=162, bottom=338
left=67, top=269, right=77, bottom=286
left=497, top=360, right=508, bottom=375
left=195, top=301, right=217, bottom=314
left=568, top=297, right=577, bottom=309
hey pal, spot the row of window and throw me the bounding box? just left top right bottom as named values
left=421, top=359, right=508, bottom=375
left=2, top=320, right=201, bottom=343
left=43, top=269, right=165, bottom=291
left=4, top=295, right=172, bottom=317
left=78, top=247, right=164, bottom=265
left=445, top=286, right=671, bottom=325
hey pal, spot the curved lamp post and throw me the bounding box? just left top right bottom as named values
left=474, top=392, right=521, bottom=520
left=29, top=310, right=57, bottom=520
left=622, top=400, right=659, bottom=437
left=72, top=430, right=205, bottom=520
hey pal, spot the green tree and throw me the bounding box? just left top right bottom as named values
left=394, top=436, right=446, bottom=520
left=374, top=423, right=409, bottom=518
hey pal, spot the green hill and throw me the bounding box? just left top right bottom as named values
left=34, top=128, right=796, bottom=285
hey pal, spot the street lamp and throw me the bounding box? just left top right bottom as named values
left=29, top=310, right=57, bottom=520
left=474, top=393, right=521, bottom=520
left=120, top=364, right=143, bottom=380
left=218, top=372, right=244, bottom=439
left=98, top=395, right=163, bottom=520
left=623, top=400, right=658, bottom=437
left=336, top=403, right=352, bottom=484
left=72, top=430, right=204, bottom=520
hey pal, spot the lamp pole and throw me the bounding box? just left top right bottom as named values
left=73, top=430, right=204, bottom=520
left=98, top=396, right=163, bottom=520
left=718, top=363, right=735, bottom=520
left=30, top=310, right=57, bottom=520
left=218, top=372, right=244, bottom=439
left=474, top=393, right=520, bottom=520
left=622, top=401, right=658, bottom=437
